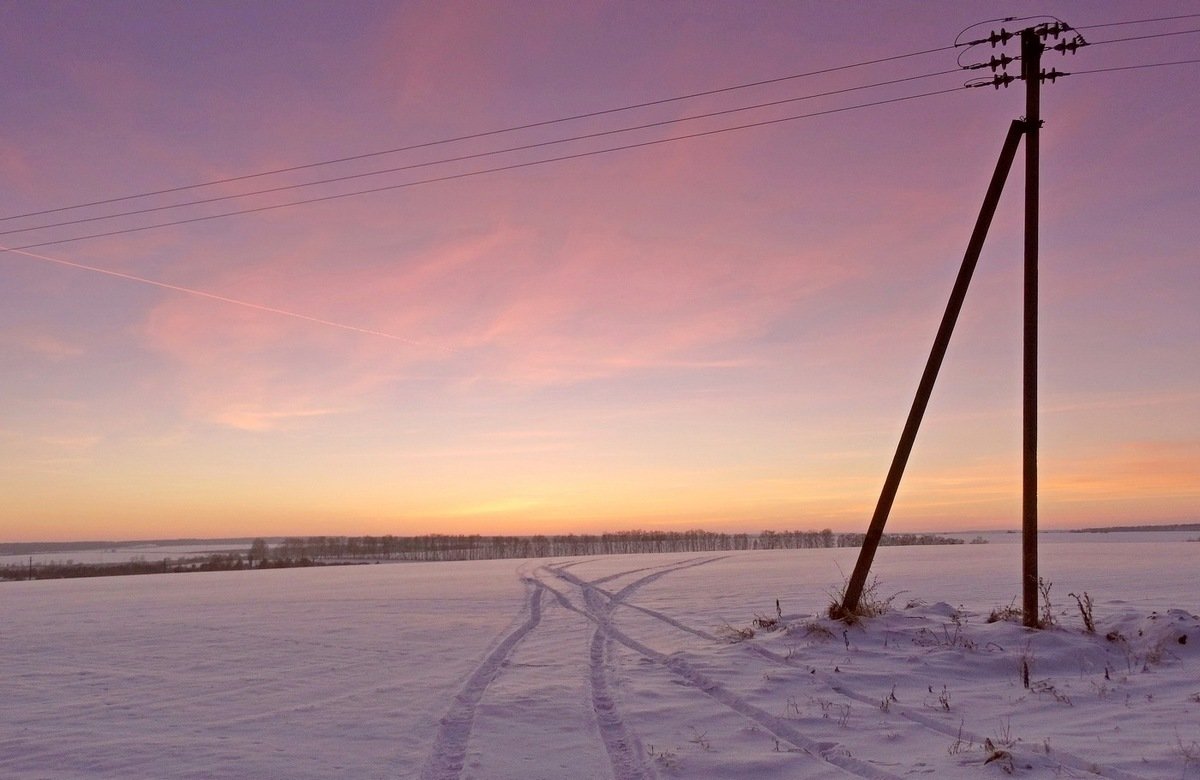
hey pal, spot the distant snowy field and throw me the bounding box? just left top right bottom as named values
left=3, top=539, right=1198, bottom=779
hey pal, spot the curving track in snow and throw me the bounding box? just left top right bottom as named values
left=543, top=561, right=904, bottom=780
left=423, top=557, right=1027, bottom=780
left=568, top=569, right=1151, bottom=780
left=419, top=577, right=545, bottom=780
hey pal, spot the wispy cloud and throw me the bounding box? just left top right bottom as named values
left=0, top=330, right=84, bottom=360
left=210, top=405, right=348, bottom=433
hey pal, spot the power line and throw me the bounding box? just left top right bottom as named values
left=1, top=68, right=961, bottom=239
left=4, top=86, right=966, bottom=252
left=1070, top=58, right=1200, bottom=75
left=3, top=11, right=1191, bottom=229
left=5, top=14, right=1191, bottom=251
left=1088, top=27, right=1200, bottom=46
left=4, top=16, right=1193, bottom=350
left=0, top=44, right=958, bottom=223
left=1076, top=12, right=1200, bottom=30
left=954, top=15, right=1063, bottom=47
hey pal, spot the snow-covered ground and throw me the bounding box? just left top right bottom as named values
left=3, top=539, right=1198, bottom=779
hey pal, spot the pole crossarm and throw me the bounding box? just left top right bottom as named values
left=832, top=118, right=1026, bottom=621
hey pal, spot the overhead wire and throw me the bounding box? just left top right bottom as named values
left=8, top=34, right=1196, bottom=252
left=1069, top=58, right=1200, bottom=75
left=3, top=10, right=1193, bottom=231
left=1075, top=12, right=1200, bottom=30
left=953, top=15, right=1062, bottom=47
left=1086, top=27, right=1200, bottom=46
left=3, top=12, right=1195, bottom=346
left=8, top=15, right=1191, bottom=230
left=5, top=85, right=967, bottom=252
left=0, top=68, right=962, bottom=239
left=0, top=68, right=966, bottom=349
left=0, top=44, right=958, bottom=223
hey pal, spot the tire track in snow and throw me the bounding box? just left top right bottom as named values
left=606, top=596, right=721, bottom=642
left=543, top=558, right=724, bottom=780
left=419, top=576, right=544, bottom=780
left=586, top=589, right=656, bottom=780
left=591, top=562, right=666, bottom=585
left=598, top=614, right=900, bottom=779
left=542, top=560, right=722, bottom=643
left=583, top=594, right=1148, bottom=780
left=580, top=561, right=704, bottom=780
left=545, top=562, right=903, bottom=780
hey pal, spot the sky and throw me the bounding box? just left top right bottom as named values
left=1, top=1, right=1197, bottom=542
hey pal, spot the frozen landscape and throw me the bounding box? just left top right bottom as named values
left=3, top=535, right=1199, bottom=779
left=4, top=4, right=1198, bottom=779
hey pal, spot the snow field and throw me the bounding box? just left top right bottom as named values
left=3, top=542, right=1198, bottom=778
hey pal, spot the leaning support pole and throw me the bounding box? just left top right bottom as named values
left=833, top=119, right=1026, bottom=620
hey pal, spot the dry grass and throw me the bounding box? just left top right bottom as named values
left=988, top=598, right=1022, bottom=624
left=1069, top=590, right=1096, bottom=633
left=716, top=622, right=755, bottom=642
left=827, top=575, right=896, bottom=623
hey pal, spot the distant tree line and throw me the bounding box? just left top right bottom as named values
left=1073, top=522, right=1200, bottom=533
left=0, top=552, right=342, bottom=582
left=0, top=538, right=268, bottom=556
left=255, top=529, right=963, bottom=563
left=2, top=529, right=964, bottom=581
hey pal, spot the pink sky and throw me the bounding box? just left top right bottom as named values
left=2, top=1, right=1197, bottom=541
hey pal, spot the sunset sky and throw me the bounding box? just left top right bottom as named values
left=2, top=1, right=1197, bottom=542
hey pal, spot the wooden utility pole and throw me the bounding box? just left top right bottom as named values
left=1021, top=28, right=1043, bottom=629
left=831, top=21, right=1083, bottom=623
left=834, top=120, right=1026, bottom=619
